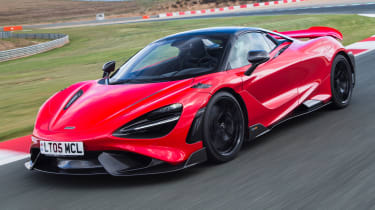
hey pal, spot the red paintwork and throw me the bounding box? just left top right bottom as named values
left=32, top=27, right=349, bottom=165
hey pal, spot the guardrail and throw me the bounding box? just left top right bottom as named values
left=0, top=32, right=11, bottom=38
left=0, top=33, right=69, bottom=62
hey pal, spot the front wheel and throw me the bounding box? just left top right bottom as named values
left=330, top=54, right=353, bottom=109
left=203, top=91, right=245, bottom=163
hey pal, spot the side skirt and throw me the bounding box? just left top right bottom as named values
left=248, top=100, right=331, bottom=140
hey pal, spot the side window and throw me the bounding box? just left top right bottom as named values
left=263, top=34, right=277, bottom=50
left=248, top=33, right=272, bottom=52
left=227, top=32, right=272, bottom=69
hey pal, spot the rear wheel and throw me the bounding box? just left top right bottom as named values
left=203, top=91, right=245, bottom=163
left=331, top=55, right=353, bottom=109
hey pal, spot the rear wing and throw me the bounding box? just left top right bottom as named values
left=273, top=26, right=343, bottom=41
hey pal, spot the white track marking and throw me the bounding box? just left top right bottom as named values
left=359, top=14, right=375, bottom=17
left=0, top=150, right=29, bottom=166
left=346, top=41, right=375, bottom=49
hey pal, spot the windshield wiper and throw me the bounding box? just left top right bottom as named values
left=110, top=79, right=134, bottom=85
left=109, top=69, right=211, bottom=84
left=110, top=78, right=168, bottom=84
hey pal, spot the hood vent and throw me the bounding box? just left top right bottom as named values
left=64, top=89, right=83, bottom=110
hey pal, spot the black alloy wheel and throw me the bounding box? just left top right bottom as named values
left=203, top=91, right=245, bottom=163
left=331, top=54, right=353, bottom=109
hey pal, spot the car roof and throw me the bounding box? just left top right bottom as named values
left=158, top=27, right=261, bottom=41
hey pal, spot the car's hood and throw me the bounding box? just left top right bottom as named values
left=47, top=79, right=193, bottom=132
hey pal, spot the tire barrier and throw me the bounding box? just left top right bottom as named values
left=0, top=33, right=69, bottom=62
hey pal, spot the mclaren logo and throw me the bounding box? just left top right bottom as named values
left=64, top=126, right=76, bottom=130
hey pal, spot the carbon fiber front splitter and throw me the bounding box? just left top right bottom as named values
left=25, top=148, right=207, bottom=176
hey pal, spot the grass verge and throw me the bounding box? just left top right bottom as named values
left=1, top=14, right=375, bottom=141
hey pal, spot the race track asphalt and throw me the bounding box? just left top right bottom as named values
left=1, top=49, right=375, bottom=210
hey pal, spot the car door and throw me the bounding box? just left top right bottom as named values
left=226, top=32, right=300, bottom=126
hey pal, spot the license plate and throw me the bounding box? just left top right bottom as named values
left=40, top=141, right=84, bottom=156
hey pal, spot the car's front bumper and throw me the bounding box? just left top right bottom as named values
left=25, top=147, right=207, bottom=176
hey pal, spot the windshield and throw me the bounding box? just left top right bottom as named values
left=110, top=35, right=229, bottom=84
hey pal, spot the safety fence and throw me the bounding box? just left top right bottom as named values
left=0, top=32, right=11, bottom=38
left=0, top=33, right=69, bottom=62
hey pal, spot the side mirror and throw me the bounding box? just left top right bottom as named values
left=102, top=61, right=116, bottom=85
left=244, top=50, right=270, bottom=76
left=102, top=61, right=116, bottom=76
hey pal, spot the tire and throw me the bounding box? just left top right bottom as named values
left=330, top=54, right=353, bottom=109
left=202, top=91, right=245, bottom=163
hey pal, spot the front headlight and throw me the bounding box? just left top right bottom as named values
left=113, top=104, right=183, bottom=139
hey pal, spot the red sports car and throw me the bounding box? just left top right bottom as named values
left=25, top=26, right=355, bottom=176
